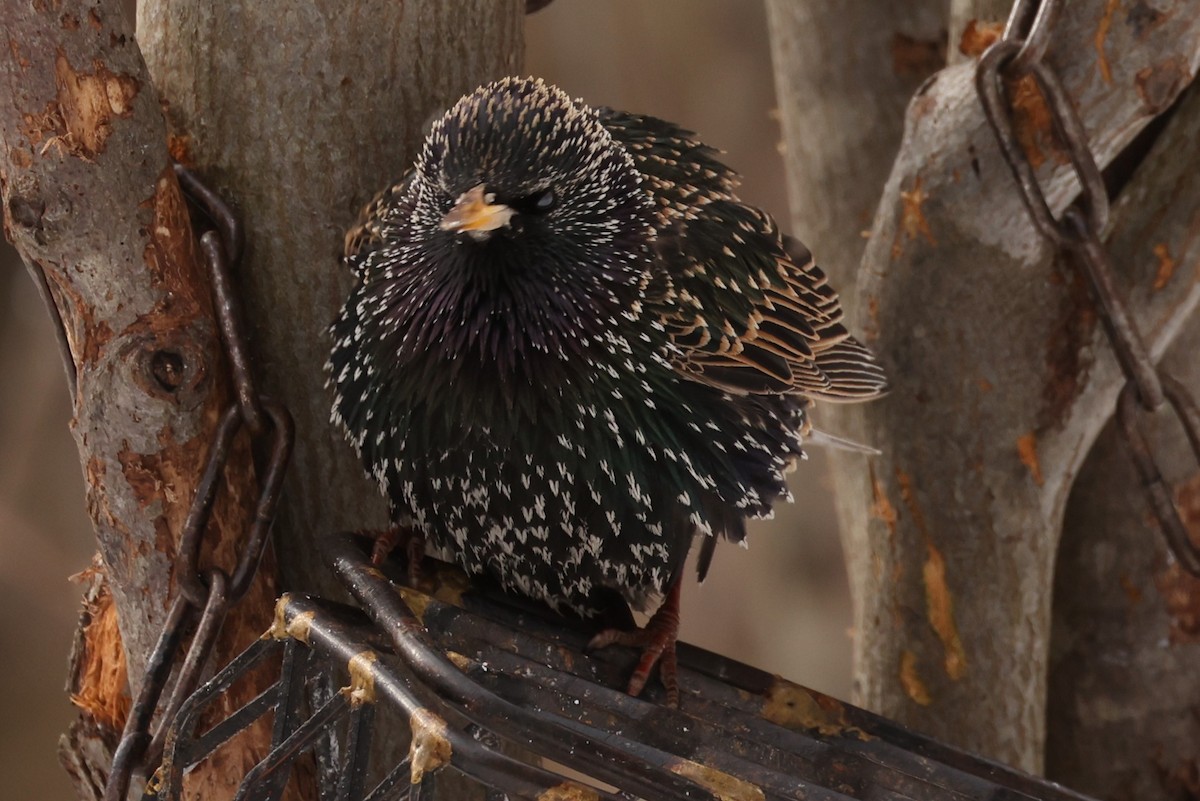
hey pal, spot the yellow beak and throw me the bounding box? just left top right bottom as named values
left=440, top=184, right=515, bottom=237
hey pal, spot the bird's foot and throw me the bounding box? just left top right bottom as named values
left=587, top=580, right=682, bottom=707
left=358, top=524, right=425, bottom=587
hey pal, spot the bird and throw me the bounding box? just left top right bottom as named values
left=328, top=77, right=886, bottom=705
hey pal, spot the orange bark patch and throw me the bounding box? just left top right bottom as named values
left=1094, top=0, right=1119, bottom=84
left=896, top=469, right=968, bottom=680
left=891, top=32, right=946, bottom=78
left=895, top=469, right=928, bottom=537
left=70, top=579, right=130, bottom=729
left=1152, top=243, right=1177, bottom=290
left=1006, top=74, right=1068, bottom=169
left=53, top=50, right=140, bottom=159
left=1135, top=58, right=1189, bottom=115
left=1156, top=473, right=1200, bottom=643
left=899, top=650, right=932, bottom=706
left=1118, top=574, right=1143, bottom=606
left=9, top=38, right=31, bottom=70
left=922, top=540, right=968, bottom=679
left=1155, top=563, right=1200, bottom=644
left=958, top=20, right=1003, bottom=59
left=118, top=448, right=163, bottom=508
left=870, top=464, right=898, bottom=540
left=141, top=166, right=206, bottom=320
left=893, top=177, right=936, bottom=259
left=1016, top=432, right=1044, bottom=486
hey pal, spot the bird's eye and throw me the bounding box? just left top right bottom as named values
left=531, top=189, right=556, bottom=213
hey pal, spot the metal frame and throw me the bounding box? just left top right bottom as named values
left=145, top=530, right=1100, bottom=801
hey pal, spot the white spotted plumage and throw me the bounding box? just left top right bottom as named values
left=327, top=77, right=885, bottom=615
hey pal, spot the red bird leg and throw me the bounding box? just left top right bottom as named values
left=588, top=579, right=683, bottom=707
left=365, top=524, right=426, bottom=587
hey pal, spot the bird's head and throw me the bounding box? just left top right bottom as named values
left=407, top=77, right=653, bottom=268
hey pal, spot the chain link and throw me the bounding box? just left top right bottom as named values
left=104, top=166, right=294, bottom=801
left=975, top=0, right=1200, bottom=575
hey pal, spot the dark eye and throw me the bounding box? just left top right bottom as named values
left=532, top=188, right=556, bottom=213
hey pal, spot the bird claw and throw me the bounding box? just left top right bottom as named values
left=587, top=581, right=682, bottom=707
left=360, top=524, right=426, bottom=587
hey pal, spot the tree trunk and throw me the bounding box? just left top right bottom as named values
left=135, top=1, right=524, bottom=796
left=769, top=0, right=1200, bottom=776
left=0, top=2, right=283, bottom=798
left=136, top=0, right=525, bottom=602
left=1045, top=89, right=1200, bottom=800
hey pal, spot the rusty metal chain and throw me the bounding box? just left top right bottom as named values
left=104, top=166, right=295, bottom=801
left=975, top=0, right=1200, bottom=575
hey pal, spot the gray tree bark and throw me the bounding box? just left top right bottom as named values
left=0, top=2, right=284, bottom=799
left=136, top=0, right=525, bottom=601
left=1045, top=94, right=1200, bottom=799
left=135, top=2, right=524, bottom=797
left=770, top=0, right=1200, bottom=778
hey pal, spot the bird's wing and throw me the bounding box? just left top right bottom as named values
left=344, top=171, right=415, bottom=264
left=601, top=109, right=886, bottom=400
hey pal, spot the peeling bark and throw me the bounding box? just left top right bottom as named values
left=1, top=2, right=283, bottom=799
left=771, top=0, right=1200, bottom=776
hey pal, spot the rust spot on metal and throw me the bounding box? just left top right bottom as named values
left=922, top=539, right=968, bottom=679
left=409, top=708, right=452, bottom=783
left=669, top=759, right=765, bottom=801
left=891, top=32, right=945, bottom=78
left=1094, top=0, right=1119, bottom=84
left=1016, top=432, right=1044, bottom=486
left=52, top=50, right=140, bottom=159
left=1152, top=243, right=1177, bottom=290
left=69, top=577, right=131, bottom=729
left=977, top=377, right=993, bottom=392
left=538, top=782, right=600, bottom=801
left=343, top=650, right=378, bottom=707
left=1135, top=59, right=1189, bottom=116
left=61, top=11, right=80, bottom=29
left=899, top=650, right=932, bottom=705
left=762, top=678, right=873, bottom=741
left=958, top=19, right=1003, bottom=59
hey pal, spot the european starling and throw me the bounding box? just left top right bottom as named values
left=329, top=77, right=886, bottom=703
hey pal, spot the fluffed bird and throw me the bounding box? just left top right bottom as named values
left=329, top=77, right=886, bottom=705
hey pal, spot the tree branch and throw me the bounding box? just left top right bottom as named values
left=0, top=2, right=283, bottom=798
left=1045, top=85, right=1200, bottom=798
left=834, top=1, right=1200, bottom=772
